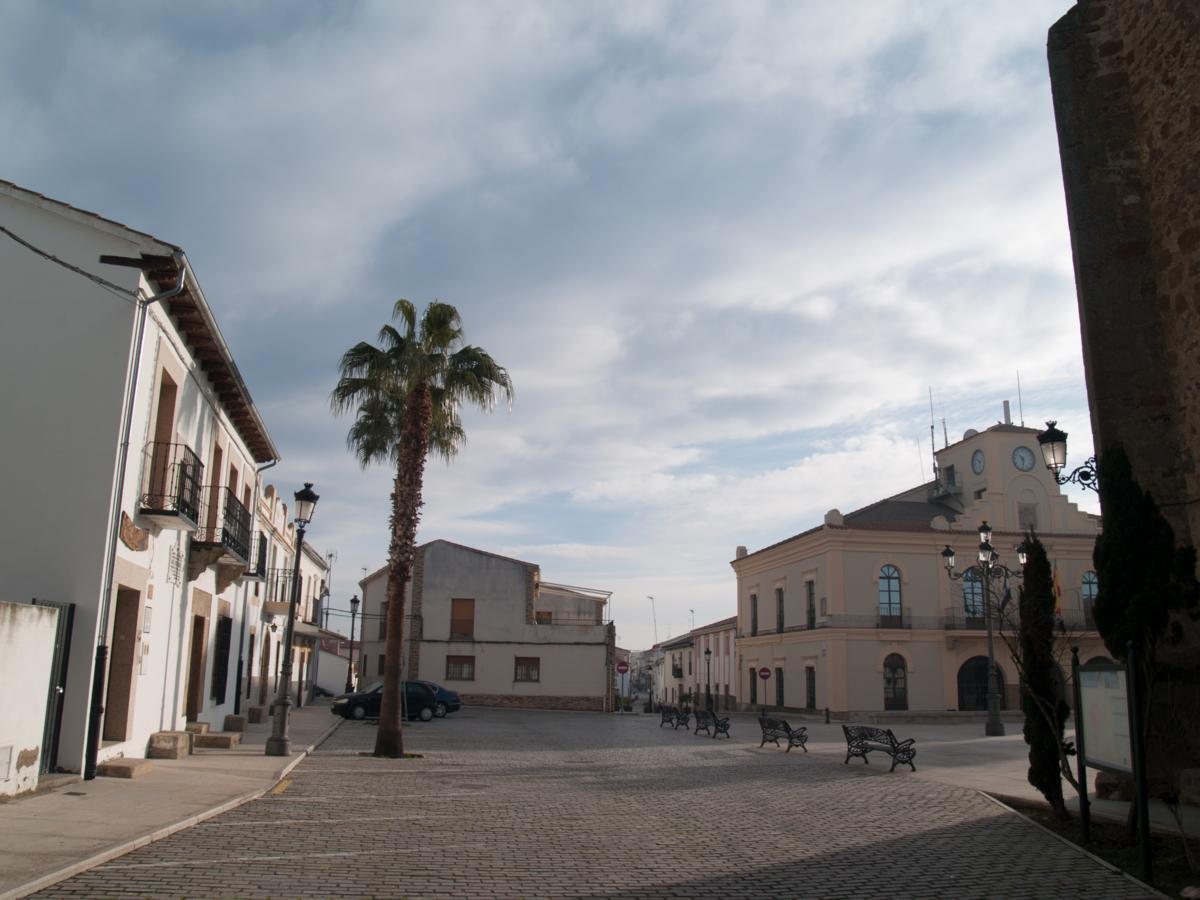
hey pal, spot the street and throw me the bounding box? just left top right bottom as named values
left=37, top=709, right=1154, bottom=899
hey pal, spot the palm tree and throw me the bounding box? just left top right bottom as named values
left=332, top=300, right=512, bottom=756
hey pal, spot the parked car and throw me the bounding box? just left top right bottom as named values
left=331, top=681, right=438, bottom=721
left=420, top=681, right=462, bottom=717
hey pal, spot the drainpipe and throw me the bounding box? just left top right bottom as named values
left=85, top=252, right=189, bottom=780
left=234, top=458, right=277, bottom=716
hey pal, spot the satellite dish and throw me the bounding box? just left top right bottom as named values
left=963, top=429, right=979, bottom=439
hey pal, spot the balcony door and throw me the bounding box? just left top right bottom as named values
left=147, top=372, right=177, bottom=503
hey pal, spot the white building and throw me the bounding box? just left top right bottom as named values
left=0, top=180, right=279, bottom=778
left=359, top=540, right=615, bottom=710
left=692, top=616, right=737, bottom=711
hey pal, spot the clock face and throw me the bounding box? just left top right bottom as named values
left=1012, top=446, right=1036, bottom=472
left=971, top=449, right=985, bottom=475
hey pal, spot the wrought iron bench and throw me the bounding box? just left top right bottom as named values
left=693, top=708, right=731, bottom=739
left=659, top=705, right=676, bottom=727
left=758, top=716, right=808, bottom=752
left=671, top=707, right=691, bottom=730
left=842, top=724, right=917, bottom=772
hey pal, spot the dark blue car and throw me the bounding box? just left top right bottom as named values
left=421, top=681, right=462, bottom=717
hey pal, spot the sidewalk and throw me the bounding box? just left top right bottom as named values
left=761, top=712, right=1200, bottom=837
left=0, top=701, right=340, bottom=900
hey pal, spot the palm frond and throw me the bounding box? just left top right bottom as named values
left=419, top=301, right=464, bottom=353
left=392, top=299, right=417, bottom=339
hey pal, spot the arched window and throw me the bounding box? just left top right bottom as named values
left=879, top=565, right=902, bottom=624
left=883, top=654, right=908, bottom=710
left=963, top=570, right=984, bottom=624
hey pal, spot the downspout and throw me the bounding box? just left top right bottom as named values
left=85, top=252, right=189, bottom=780
left=235, top=458, right=277, bottom=715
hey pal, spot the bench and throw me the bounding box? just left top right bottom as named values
left=693, top=708, right=731, bottom=739
left=659, top=705, right=676, bottom=728
left=671, top=708, right=691, bottom=730
left=758, top=716, right=808, bottom=752
left=842, top=724, right=917, bottom=772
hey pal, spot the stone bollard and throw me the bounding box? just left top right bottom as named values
left=223, top=714, right=247, bottom=733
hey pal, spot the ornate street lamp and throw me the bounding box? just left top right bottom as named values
left=345, top=594, right=359, bottom=693
left=1037, top=420, right=1099, bottom=492
left=704, top=646, right=713, bottom=711
left=266, top=482, right=318, bottom=757
left=942, top=520, right=1022, bottom=737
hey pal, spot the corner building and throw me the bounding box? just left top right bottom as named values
left=732, top=421, right=1109, bottom=718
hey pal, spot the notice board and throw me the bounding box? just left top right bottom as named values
left=1077, top=666, right=1132, bottom=774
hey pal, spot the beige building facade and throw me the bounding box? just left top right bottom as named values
left=359, top=540, right=615, bottom=711
left=733, top=420, right=1109, bottom=718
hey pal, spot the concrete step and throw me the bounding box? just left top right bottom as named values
left=185, top=722, right=210, bottom=735
left=223, top=714, right=247, bottom=733
left=193, top=731, right=242, bottom=750
left=147, top=731, right=191, bottom=759
left=96, top=758, right=153, bottom=779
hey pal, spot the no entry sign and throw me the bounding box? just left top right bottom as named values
left=758, top=666, right=771, bottom=680
left=616, top=661, right=629, bottom=674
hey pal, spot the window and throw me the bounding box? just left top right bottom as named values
left=515, top=657, right=540, bottom=682
left=775, top=667, right=784, bottom=707
left=883, top=653, right=908, bottom=710
left=1018, top=503, right=1039, bottom=531
left=750, top=593, right=758, bottom=636
left=775, top=587, right=785, bottom=632
left=377, top=654, right=386, bottom=676
left=535, top=610, right=552, bottom=624
left=450, top=598, right=475, bottom=640
left=748, top=667, right=757, bottom=704
left=723, top=634, right=729, bottom=655
left=805, top=580, right=816, bottom=628
left=1082, top=570, right=1099, bottom=625
left=963, top=570, right=984, bottom=621
left=210, top=615, right=233, bottom=704
left=446, top=655, right=475, bottom=681
left=878, top=565, right=902, bottom=620
left=378, top=601, right=388, bottom=639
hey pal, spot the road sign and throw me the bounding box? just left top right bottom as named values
left=616, top=661, right=629, bottom=674
left=758, top=666, right=771, bottom=680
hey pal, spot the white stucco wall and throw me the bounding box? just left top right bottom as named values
left=0, top=601, right=61, bottom=796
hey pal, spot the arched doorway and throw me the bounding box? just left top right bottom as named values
left=883, top=653, right=908, bottom=711
left=957, top=656, right=1006, bottom=711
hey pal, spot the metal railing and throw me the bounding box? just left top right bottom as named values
left=139, top=442, right=204, bottom=523
left=196, top=486, right=251, bottom=561
left=245, top=532, right=268, bottom=578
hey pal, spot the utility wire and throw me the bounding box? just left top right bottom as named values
left=0, top=224, right=140, bottom=306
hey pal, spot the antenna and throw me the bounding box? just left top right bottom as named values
left=928, top=388, right=939, bottom=480
left=647, top=595, right=658, bottom=643
left=917, top=436, right=927, bottom=482
left=1016, top=370, right=1025, bottom=426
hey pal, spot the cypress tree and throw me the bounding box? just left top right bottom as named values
left=1019, top=532, right=1069, bottom=817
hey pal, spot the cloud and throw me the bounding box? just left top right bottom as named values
left=0, top=0, right=1091, bottom=648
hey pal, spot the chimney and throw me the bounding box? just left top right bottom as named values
left=735, top=546, right=747, bottom=559
left=1003, top=400, right=1012, bottom=425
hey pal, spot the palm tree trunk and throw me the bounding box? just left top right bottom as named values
left=374, top=382, right=432, bottom=757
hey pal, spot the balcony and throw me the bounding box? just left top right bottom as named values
left=942, top=607, right=988, bottom=630
left=192, top=486, right=251, bottom=565
left=243, top=532, right=268, bottom=580
left=138, top=442, right=203, bottom=530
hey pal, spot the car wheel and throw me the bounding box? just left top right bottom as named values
left=352, top=704, right=367, bottom=720
left=434, top=702, right=447, bottom=718
left=419, top=706, right=434, bottom=722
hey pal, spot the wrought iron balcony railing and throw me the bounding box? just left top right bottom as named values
left=244, top=531, right=268, bottom=579
left=195, top=486, right=251, bottom=562
left=139, top=442, right=204, bottom=526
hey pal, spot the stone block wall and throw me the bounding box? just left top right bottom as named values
left=1048, top=0, right=1200, bottom=548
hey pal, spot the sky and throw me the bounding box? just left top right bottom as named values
left=1, top=0, right=1098, bottom=650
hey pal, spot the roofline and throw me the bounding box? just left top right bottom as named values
left=0, top=179, right=279, bottom=464
left=693, top=615, right=737, bottom=634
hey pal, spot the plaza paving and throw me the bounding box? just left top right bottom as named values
left=35, top=709, right=1156, bottom=899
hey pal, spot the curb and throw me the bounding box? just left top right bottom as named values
left=979, top=791, right=1170, bottom=899
left=3, top=718, right=342, bottom=900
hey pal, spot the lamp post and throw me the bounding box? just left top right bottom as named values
left=942, top=521, right=1022, bottom=737
left=1037, top=420, right=1099, bottom=492
left=345, top=594, right=359, bottom=693
left=266, top=482, right=318, bottom=757
left=704, top=646, right=713, bottom=711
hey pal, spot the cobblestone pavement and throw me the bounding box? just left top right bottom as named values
left=37, top=709, right=1156, bottom=899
